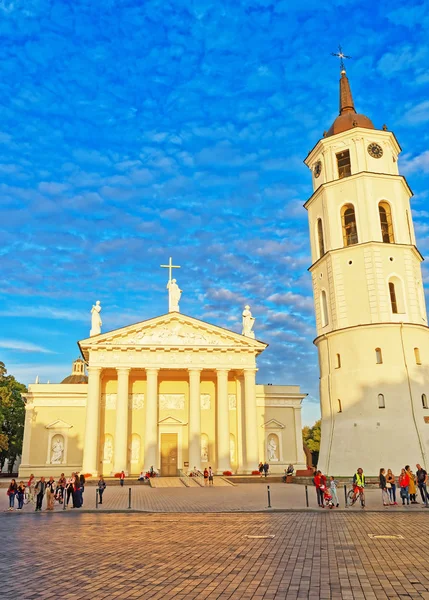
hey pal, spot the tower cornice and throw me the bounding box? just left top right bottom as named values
left=308, top=240, right=424, bottom=273
left=313, top=321, right=429, bottom=346
left=303, top=171, right=413, bottom=211
left=304, top=128, right=402, bottom=167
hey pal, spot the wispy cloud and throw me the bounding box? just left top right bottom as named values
left=0, top=339, right=55, bottom=354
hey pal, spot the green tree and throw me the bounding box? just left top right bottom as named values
left=0, top=362, right=27, bottom=473
left=302, top=419, right=321, bottom=466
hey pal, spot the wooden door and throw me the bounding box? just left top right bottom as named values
left=161, top=433, right=178, bottom=476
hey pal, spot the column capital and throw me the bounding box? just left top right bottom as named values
left=188, top=368, right=203, bottom=375
left=116, top=367, right=131, bottom=374
left=243, top=368, right=258, bottom=376
left=216, top=368, right=230, bottom=375
left=87, top=365, right=102, bottom=374
left=146, top=368, right=159, bottom=376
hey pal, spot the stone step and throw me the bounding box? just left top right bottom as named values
left=149, top=477, right=186, bottom=488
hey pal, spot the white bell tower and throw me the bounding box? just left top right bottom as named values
left=304, top=65, right=429, bottom=475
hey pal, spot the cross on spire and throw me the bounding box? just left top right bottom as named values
left=160, top=256, right=181, bottom=281
left=331, top=45, right=351, bottom=72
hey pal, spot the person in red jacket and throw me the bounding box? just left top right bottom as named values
left=120, top=471, right=125, bottom=487
left=398, top=468, right=410, bottom=506
left=313, top=471, right=323, bottom=507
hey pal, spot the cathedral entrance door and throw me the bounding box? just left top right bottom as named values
left=160, top=433, right=178, bottom=476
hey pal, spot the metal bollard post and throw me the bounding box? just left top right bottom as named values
left=128, top=487, right=132, bottom=509
left=305, top=485, right=309, bottom=507
left=96, top=488, right=98, bottom=509
left=63, top=490, right=66, bottom=511
left=344, top=484, right=348, bottom=507
left=267, top=485, right=271, bottom=508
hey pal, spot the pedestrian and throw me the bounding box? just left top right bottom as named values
left=263, top=462, right=269, bottom=478
left=329, top=476, right=339, bottom=507
left=398, top=468, right=410, bottom=506
left=56, top=473, right=66, bottom=503
left=405, top=466, right=418, bottom=504
left=7, top=478, right=17, bottom=511
left=386, top=469, right=397, bottom=505
left=45, top=477, right=56, bottom=510
left=79, top=473, right=85, bottom=506
left=203, top=468, right=209, bottom=486
left=208, top=466, right=214, bottom=486
left=313, top=470, right=322, bottom=507
left=35, top=477, right=47, bottom=512
left=98, top=476, right=106, bottom=504
left=72, top=473, right=81, bottom=508
left=16, top=481, right=26, bottom=510
left=416, top=464, right=429, bottom=505
left=258, top=462, right=264, bottom=477
left=120, top=471, right=125, bottom=487
left=379, top=468, right=390, bottom=506
left=66, top=474, right=74, bottom=507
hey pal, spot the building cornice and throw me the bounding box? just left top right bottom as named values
left=313, top=321, right=429, bottom=346
left=308, top=241, right=424, bottom=272
left=303, top=171, right=413, bottom=211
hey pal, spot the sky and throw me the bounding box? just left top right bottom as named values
left=1, top=0, right=429, bottom=426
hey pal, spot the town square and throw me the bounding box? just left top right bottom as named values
left=1, top=0, right=429, bottom=598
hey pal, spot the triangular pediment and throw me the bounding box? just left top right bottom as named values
left=158, top=416, right=187, bottom=426
left=46, top=419, right=73, bottom=430
left=262, top=418, right=285, bottom=429
left=79, top=312, right=267, bottom=357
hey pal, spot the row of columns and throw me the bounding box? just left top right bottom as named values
left=82, top=367, right=259, bottom=475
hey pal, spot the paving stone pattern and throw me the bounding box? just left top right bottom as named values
left=1, top=512, right=429, bottom=599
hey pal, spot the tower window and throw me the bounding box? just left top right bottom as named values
left=375, top=348, right=383, bottom=364
left=320, top=290, right=329, bottom=328
left=317, top=218, right=325, bottom=258
left=388, top=277, right=405, bottom=314
left=378, top=394, right=385, bottom=409
left=336, top=150, right=351, bottom=178
left=336, top=354, right=341, bottom=368
left=379, top=202, right=395, bottom=243
left=422, top=394, right=428, bottom=409
left=341, top=204, right=358, bottom=246
left=414, top=348, right=422, bottom=365
left=338, top=399, right=342, bottom=413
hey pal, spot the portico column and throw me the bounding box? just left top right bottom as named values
left=216, top=369, right=231, bottom=473
left=188, top=369, right=202, bottom=471
left=113, top=368, right=130, bottom=474
left=244, top=369, right=259, bottom=472
left=144, top=368, right=159, bottom=470
left=20, top=399, right=34, bottom=467
left=82, top=366, right=102, bottom=476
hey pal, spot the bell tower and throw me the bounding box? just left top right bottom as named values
left=304, top=64, right=429, bottom=475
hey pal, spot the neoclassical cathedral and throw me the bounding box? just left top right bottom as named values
left=305, top=65, right=429, bottom=475
left=19, top=286, right=307, bottom=477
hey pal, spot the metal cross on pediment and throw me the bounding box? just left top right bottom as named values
left=331, top=45, right=351, bottom=71
left=160, top=256, right=181, bottom=282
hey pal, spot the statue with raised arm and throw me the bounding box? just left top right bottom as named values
left=242, top=304, right=255, bottom=338
left=167, top=278, right=182, bottom=313
left=90, top=300, right=102, bottom=336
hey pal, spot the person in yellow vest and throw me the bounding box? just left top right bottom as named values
left=351, top=468, right=365, bottom=508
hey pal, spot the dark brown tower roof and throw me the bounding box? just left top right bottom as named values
left=326, top=70, right=375, bottom=137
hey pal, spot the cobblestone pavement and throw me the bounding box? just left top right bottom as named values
left=2, top=511, right=429, bottom=599
left=3, top=483, right=429, bottom=514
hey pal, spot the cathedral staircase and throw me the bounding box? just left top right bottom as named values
left=149, top=474, right=237, bottom=488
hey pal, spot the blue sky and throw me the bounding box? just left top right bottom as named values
left=1, top=0, right=429, bottom=425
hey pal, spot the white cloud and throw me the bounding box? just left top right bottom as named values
left=403, top=101, right=429, bottom=125
left=0, top=339, right=55, bottom=353
left=400, top=151, right=429, bottom=175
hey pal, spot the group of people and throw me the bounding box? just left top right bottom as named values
left=313, top=464, right=429, bottom=508
left=258, top=462, right=270, bottom=477
left=6, top=473, right=107, bottom=511
left=379, top=464, right=429, bottom=507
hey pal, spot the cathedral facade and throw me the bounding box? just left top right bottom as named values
left=19, top=309, right=307, bottom=478
left=305, top=66, right=429, bottom=475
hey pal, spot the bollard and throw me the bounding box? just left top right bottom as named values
left=305, top=485, right=309, bottom=508
left=267, top=485, right=272, bottom=508
left=96, top=488, right=98, bottom=509
left=63, top=490, right=66, bottom=511
left=128, top=487, right=132, bottom=509
left=344, top=484, right=348, bottom=507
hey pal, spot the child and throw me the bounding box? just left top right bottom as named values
left=329, top=476, right=339, bottom=507
left=208, top=466, right=214, bottom=486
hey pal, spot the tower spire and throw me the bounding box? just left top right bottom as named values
left=331, top=45, right=355, bottom=115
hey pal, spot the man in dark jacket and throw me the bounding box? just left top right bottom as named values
left=35, top=477, right=46, bottom=512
